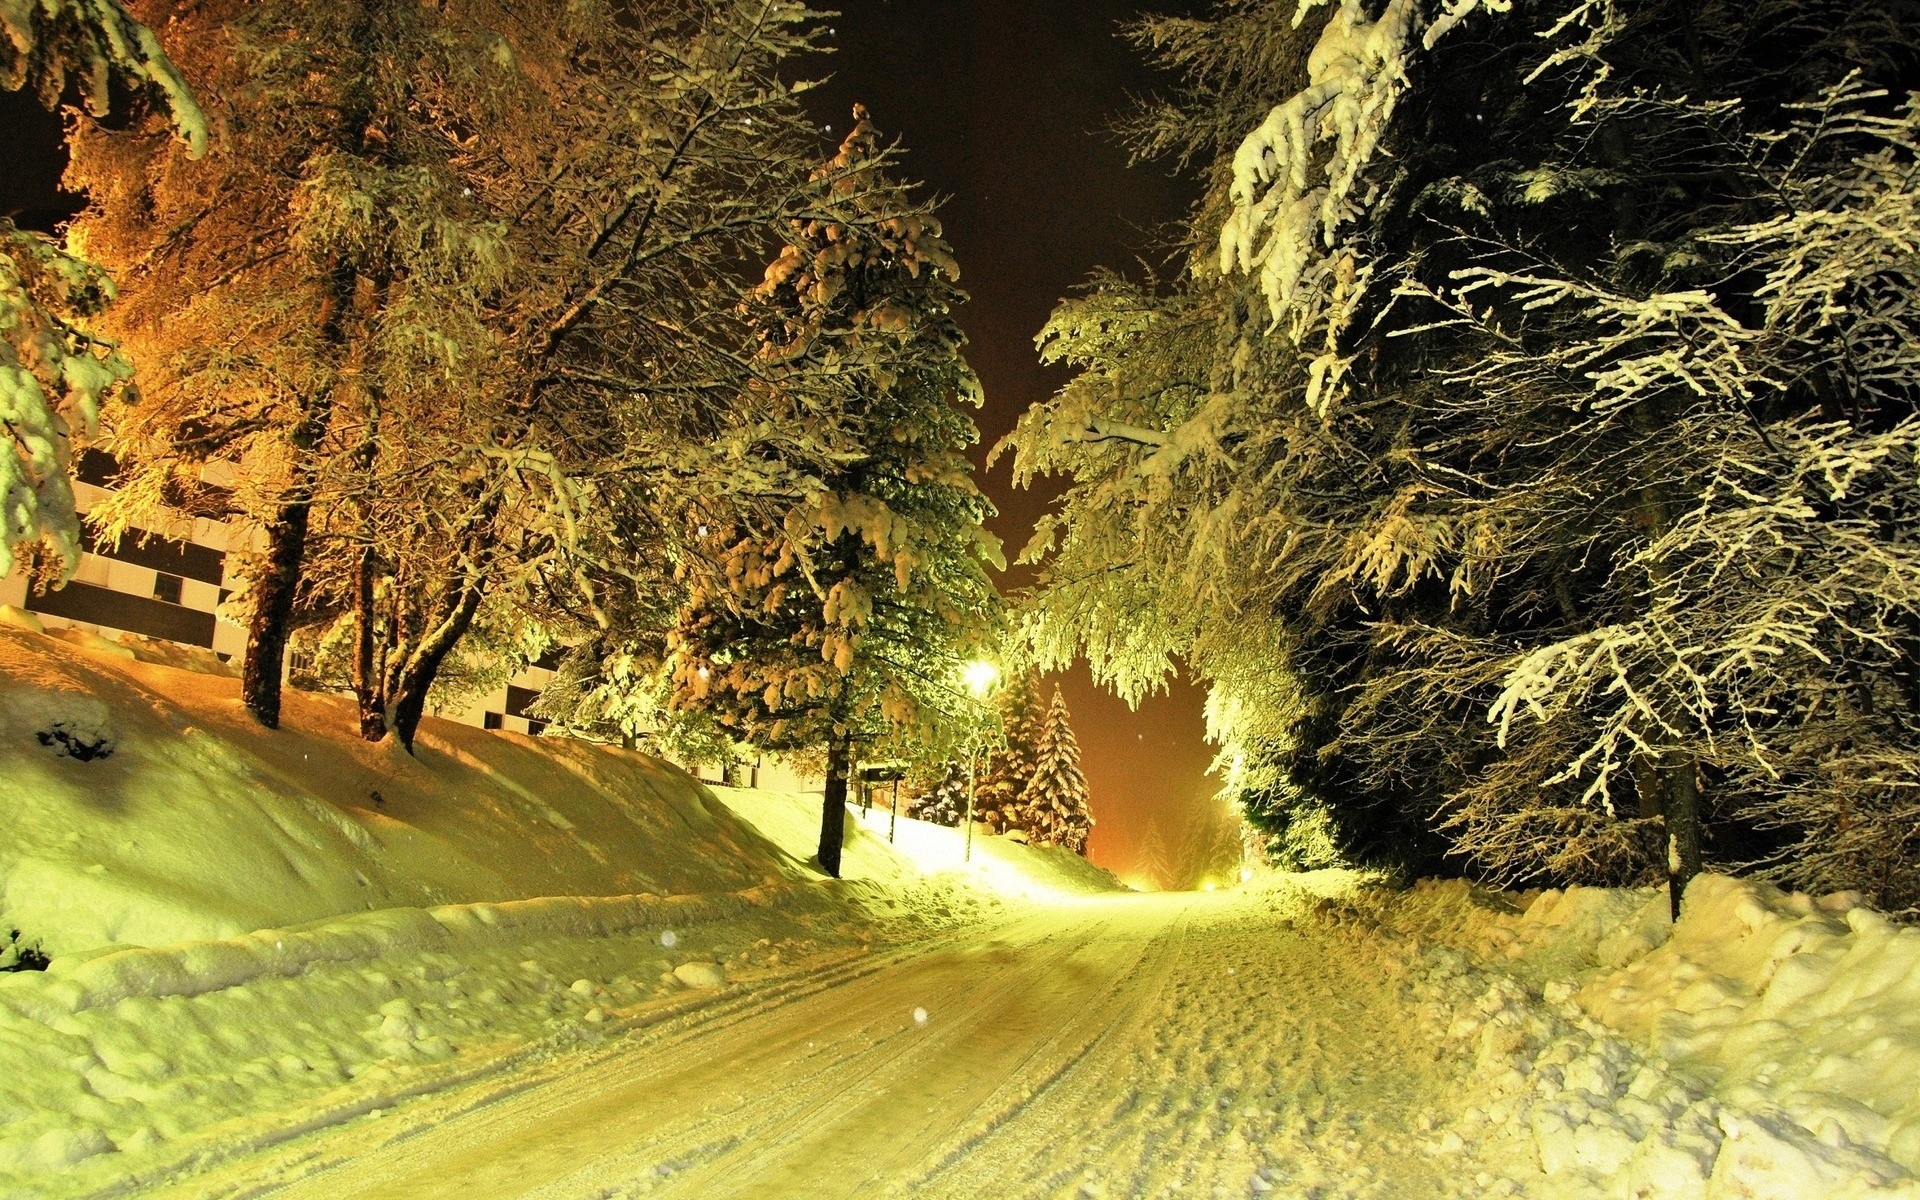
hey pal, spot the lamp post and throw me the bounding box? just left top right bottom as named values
left=961, top=659, right=999, bottom=863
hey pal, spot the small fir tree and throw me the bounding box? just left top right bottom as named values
left=908, top=763, right=969, bottom=828
left=1019, top=685, right=1093, bottom=854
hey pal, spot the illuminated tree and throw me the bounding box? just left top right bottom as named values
left=971, top=669, right=1043, bottom=834
left=1006, top=0, right=1920, bottom=909
left=66, top=0, right=508, bottom=731
left=1020, top=685, right=1093, bottom=854
left=0, top=0, right=202, bottom=584
left=668, top=108, right=1002, bottom=877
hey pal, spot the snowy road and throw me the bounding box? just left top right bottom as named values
left=147, top=888, right=1501, bottom=1200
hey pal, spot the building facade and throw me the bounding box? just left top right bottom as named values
left=1, top=454, right=557, bottom=737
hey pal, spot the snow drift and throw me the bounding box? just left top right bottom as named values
left=0, top=623, right=797, bottom=958
left=1377, top=871, right=1920, bottom=1198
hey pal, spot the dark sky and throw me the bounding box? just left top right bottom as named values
left=800, top=1, right=1226, bottom=883
left=1, top=2, right=1232, bottom=885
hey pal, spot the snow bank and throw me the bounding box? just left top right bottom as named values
left=0, top=627, right=1125, bottom=1197
left=0, top=626, right=792, bottom=957
left=1578, top=876, right=1920, bottom=1175
left=709, top=788, right=1123, bottom=902
left=1376, top=872, right=1920, bottom=1197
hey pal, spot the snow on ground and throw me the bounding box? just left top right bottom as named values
left=0, top=621, right=793, bottom=956
left=1371, top=873, right=1920, bottom=1199
left=0, top=623, right=1098, bottom=1197
left=714, top=785, right=1122, bottom=903
left=5, top=621, right=1920, bottom=1200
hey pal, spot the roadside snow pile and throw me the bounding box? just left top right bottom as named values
left=0, top=882, right=865, bottom=1192
left=1579, top=876, right=1920, bottom=1175
left=0, top=625, right=795, bottom=957
left=1377, top=872, right=1920, bottom=1198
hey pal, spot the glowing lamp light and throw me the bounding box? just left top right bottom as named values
left=1239, top=867, right=1254, bottom=883
left=963, top=659, right=999, bottom=697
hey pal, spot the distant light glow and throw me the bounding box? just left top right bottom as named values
left=963, top=660, right=999, bottom=697
left=1239, top=868, right=1254, bottom=883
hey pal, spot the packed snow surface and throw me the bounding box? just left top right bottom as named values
left=4, top=624, right=1919, bottom=1199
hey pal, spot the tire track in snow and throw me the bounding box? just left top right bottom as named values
left=137, top=887, right=1530, bottom=1200
left=212, top=902, right=1173, bottom=1200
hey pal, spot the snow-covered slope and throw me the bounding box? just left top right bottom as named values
left=0, top=620, right=1125, bottom=1195
left=710, top=787, right=1122, bottom=901
left=0, top=623, right=803, bottom=958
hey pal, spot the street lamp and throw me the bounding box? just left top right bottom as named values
left=961, top=659, right=999, bottom=863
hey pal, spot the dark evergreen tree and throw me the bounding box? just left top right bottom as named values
left=909, top=763, right=970, bottom=828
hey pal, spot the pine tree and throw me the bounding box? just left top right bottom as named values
left=908, top=762, right=969, bottom=828
left=668, top=107, right=1003, bottom=878
left=1019, top=685, right=1093, bottom=854
left=0, top=0, right=201, bottom=585
left=972, top=669, right=1044, bottom=834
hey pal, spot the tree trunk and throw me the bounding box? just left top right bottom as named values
left=818, top=732, right=851, bottom=878
left=240, top=503, right=311, bottom=728
left=387, top=574, right=489, bottom=753
left=352, top=543, right=383, bottom=741
left=240, top=257, right=356, bottom=728
left=1662, top=756, right=1702, bottom=921
left=350, top=277, right=389, bottom=743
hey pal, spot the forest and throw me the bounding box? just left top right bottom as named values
left=7, top=0, right=1920, bottom=912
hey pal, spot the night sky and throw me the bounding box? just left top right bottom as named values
left=801, top=1, right=1223, bottom=881
left=1, top=1, right=1230, bottom=883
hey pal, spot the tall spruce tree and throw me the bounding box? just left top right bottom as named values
left=668, top=108, right=1002, bottom=878
left=972, top=668, right=1044, bottom=834
left=1020, top=685, right=1093, bottom=854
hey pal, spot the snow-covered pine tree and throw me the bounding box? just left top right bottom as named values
left=0, top=0, right=202, bottom=585
left=1018, top=685, right=1093, bottom=854
left=908, top=762, right=969, bottom=828
left=668, top=107, right=1002, bottom=877
left=1005, top=0, right=1920, bottom=909
left=972, top=669, right=1044, bottom=834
